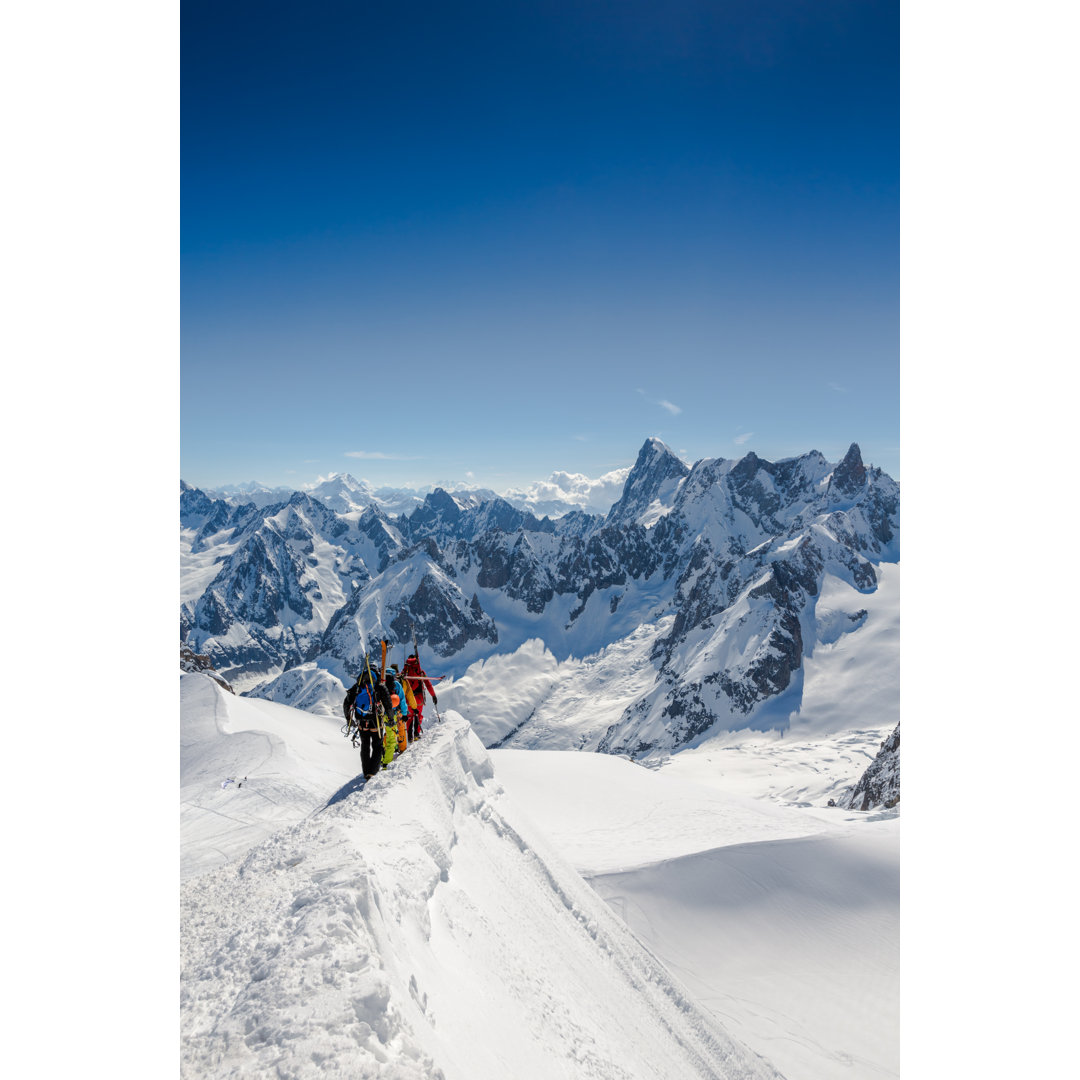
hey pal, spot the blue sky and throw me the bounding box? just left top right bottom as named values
left=182, top=0, right=898, bottom=490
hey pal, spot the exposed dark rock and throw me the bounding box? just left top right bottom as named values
left=180, top=644, right=234, bottom=693
left=389, top=573, right=498, bottom=655
left=839, top=724, right=900, bottom=810
left=832, top=442, right=868, bottom=495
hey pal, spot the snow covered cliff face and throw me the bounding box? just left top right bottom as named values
left=181, top=439, right=899, bottom=754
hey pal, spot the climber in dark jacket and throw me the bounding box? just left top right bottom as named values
left=353, top=669, right=393, bottom=779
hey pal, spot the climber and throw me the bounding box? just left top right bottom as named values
left=350, top=669, right=386, bottom=780
left=376, top=671, right=398, bottom=769
left=386, top=665, right=409, bottom=755
left=403, top=652, right=437, bottom=740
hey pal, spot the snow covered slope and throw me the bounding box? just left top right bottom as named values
left=180, top=674, right=361, bottom=880
left=441, top=560, right=898, bottom=758
left=180, top=673, right=784, bottom=1079
left=590, top=827, right=899, bottom=1080
left=491, top=743, right=899, bottom=1080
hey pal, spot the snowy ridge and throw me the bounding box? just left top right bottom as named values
left=180, top=677, right=783, bottom=1079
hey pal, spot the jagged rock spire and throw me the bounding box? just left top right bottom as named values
left=832, top=443, right=867, bottom=494
left=607, top=438, right=690, bottom=525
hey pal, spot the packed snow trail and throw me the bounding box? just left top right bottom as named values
left=180, top=675, right=784, bottom=1079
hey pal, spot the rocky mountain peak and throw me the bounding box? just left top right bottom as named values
left=730, top=450, right=762, bottom=482
left=303, top=473, right=376, bottom=513
left=832, top=443, right=867, bottom=494
left=180, top=483, right=215, bottom=519
left=607, top=439, right=691, bottom=526
left=424, top=488, right=463, bottom=519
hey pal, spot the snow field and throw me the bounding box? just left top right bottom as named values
left=490, top=741, right=899, bottom=1080
left=589, top=827, right=899, bottom=1080
left=180, top=674, right=362, bottom=880
left=489, top=749, right=827, bottom=875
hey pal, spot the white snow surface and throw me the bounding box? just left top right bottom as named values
left=493, top=743, right=898, bottom=1080
left=181, top=675, right=784, bottom=1079
left=180, top=675, right=361, bottom=881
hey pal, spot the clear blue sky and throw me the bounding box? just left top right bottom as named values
left=182, top=0, right=898, bottom=490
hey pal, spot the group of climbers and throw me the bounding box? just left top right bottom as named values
left=342, top=643, right=438, bottom=781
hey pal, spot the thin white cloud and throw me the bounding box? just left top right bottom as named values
left=734, top=432, right=754, bottom=445
left=830, top=382, right=848, bottom=393
left=345, top=450, right=423, bottom=461
left=638, top=388, right=682, bottom=415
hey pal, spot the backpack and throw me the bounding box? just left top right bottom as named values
left=355, top=687, right=380, bottom=731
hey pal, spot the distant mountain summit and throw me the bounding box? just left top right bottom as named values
left=607, top=437, right=690, bottom=527
left=181, top=438, right=899, bottom=756
left=205, top=470, right=632, bottom=521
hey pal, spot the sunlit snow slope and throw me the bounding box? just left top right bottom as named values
left=180, top=674, right=784, bottom=1080
left=491, top=744, right=899, bottom=1080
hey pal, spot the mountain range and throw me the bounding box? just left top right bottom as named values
left=181, top=438, right=899, bottom=757
left=205, top=465, right=631, bottom=520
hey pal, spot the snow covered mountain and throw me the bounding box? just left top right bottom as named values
left=205, top=468, right=633, bottom=521
left=606, top=436, right=690, bottom=527
left=181, top=439, right=899, bottom=757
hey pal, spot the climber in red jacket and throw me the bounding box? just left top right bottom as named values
left=403, top=652, right=437, bottom=740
